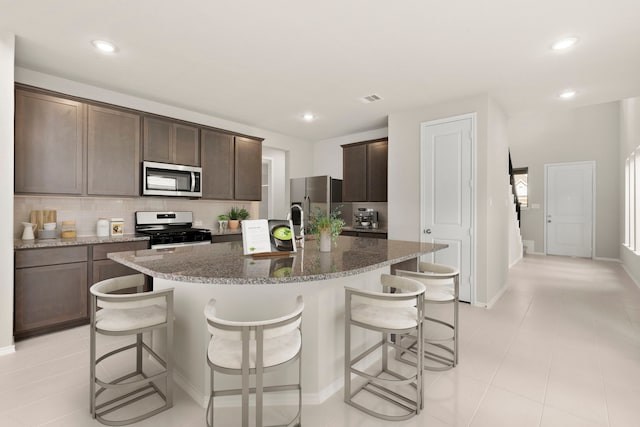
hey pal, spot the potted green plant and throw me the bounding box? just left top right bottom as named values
left=237, top=208, right=250, bottom=221
left=308, top=206, right=345, bottom=252
left=227, top=207, right=249, bottom=229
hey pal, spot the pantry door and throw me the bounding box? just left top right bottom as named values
left=421, top=114, right=474, bottom=303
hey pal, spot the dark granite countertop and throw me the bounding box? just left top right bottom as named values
left=108, top=236, right=446, bottom=284
left=14, top=234, right=150, bottom=250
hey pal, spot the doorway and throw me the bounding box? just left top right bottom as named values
left=259, top=159, right=272, bottom=219
left=545, top=161, right=595, bottom=257
left=420, top=114, right=475, bottom=303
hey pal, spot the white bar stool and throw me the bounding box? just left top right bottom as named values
left=204, top=296, right=304, bottom=427
left=89, top=274, right=174, bottom=426
left=344, top=274, right=425, bottom=421
left=396, top=262, right=459, bottom=370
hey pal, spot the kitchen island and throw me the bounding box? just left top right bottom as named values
left=109, top=236, right=445, bottom=407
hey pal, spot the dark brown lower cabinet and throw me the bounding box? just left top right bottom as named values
left=341, top=230, right=388, bottom=239
left=92, top=241, right=150, bottom=291
left=14, top=246, right=89, bottom=339
left=211, top=234, right=243, bottom=243
left=14, top=240, right=150, bottom=340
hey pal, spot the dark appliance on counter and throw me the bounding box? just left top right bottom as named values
left=142, top=161, right=202, bottom=197
left=135, top=211, right=211, bottom=249
left=290, top=175, right=346, bottom=235
left=353, top=208, right=378, bottom=229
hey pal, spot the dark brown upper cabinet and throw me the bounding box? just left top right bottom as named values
left=342, top=138, right=388, bottom=202
left=143, top=117, right=200, bottom=166
left=366, top=139, right=388, bottom=202
left=234, top=137, right=262, bottom=201
left=14, top=84, right=264, bottom=200
left=201, top=129, right=234, bottom=200
left=15, top=89, right=85, bottom=195
left=87, top=105, right=141, bottom=196
left=200, top=130, right=262, bottom=201
left=342, top=143, right=367, bottom=202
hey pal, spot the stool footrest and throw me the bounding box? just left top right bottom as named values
left=212, top=383, right=301, bottom=398
left=346, top=376, right=420, bottom=422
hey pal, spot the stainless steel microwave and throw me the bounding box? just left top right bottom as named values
left=142, top=161, right=202, bottom=197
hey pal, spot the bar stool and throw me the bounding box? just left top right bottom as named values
left=396, top=262, right=459, bottom=370
left=89, top=274, right=174, bottom=426
left=344, top=274, right=425, bottom=421
left=204, top=296, right=304, bottom=427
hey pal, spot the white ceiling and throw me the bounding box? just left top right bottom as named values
left=2, top=0, right=640, bottom=141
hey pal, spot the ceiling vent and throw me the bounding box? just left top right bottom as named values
left=360, top=94, right=384, bottom=104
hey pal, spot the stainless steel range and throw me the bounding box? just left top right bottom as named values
left=135, top=211, right=212, bottom=249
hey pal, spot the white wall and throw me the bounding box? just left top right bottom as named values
left=620, top=97, right=640, bottom=283
left=388, top=94, right=511, bottom=305
left=0, top=33, right=15, bottom=353
left=486, top=98, right=510, bottom=303
left=312, top=127, right=388, bottom=178
left=508, top=102, right=620, bottom=259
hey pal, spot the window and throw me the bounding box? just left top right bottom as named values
left=512, top=167, right=528, bottom=208
left=624, top=149, right=640, bottom=251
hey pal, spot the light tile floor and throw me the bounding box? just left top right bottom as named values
left=2, top=255, right=640, bottom=426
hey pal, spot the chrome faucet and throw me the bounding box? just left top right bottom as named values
left=287, top=204, right=305, bottom=249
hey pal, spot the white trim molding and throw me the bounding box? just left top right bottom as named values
left=0, top=344, right=16, bottom=356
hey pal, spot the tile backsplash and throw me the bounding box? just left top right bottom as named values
left=14, top=196, right=258, bottom=239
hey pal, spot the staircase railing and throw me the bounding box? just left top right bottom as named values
left=509, top=151, right=521, bottom=227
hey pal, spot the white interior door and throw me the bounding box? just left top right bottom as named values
left=545, top=162, right=594, bottom=258
left=421, top=116, right=474, bottom=303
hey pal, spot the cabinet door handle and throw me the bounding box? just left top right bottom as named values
left=424, top=229, right=432, bottom=234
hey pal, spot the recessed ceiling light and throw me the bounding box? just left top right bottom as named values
left=302, top=113, right=315, bottom=122
left=551, top=37, right=578, bottom=51
left=559, top=90, right=577, bottom=100
left=92, top=40, right=117, bottom=53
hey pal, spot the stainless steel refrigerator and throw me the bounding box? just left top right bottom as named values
left=290, top=176, right=348, bottom=234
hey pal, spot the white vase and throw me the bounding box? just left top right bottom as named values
left=319, top=231, right=332, bottom=252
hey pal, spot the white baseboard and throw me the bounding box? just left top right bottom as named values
left=485, top=283, right=509, bottom=309
left=173, top=369, right=208, bottom=408
left=509, top=253, right=523, bottom=268
left=0, top=344, right=16, bottom=356
left=173, top=368, right=335, bottom=409
left=526, top=251, right=546, bottom=256
left=593, top=257, right=621, bottom=263
left=621, top=264, right=640, bottom=290
left=176, top=345, right=385, bottom=409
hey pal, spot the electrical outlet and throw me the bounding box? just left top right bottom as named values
left=194, top=220, right=203, bottom=227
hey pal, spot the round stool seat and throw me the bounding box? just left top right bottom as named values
left=96, top=304, right=167, bottom=332
left=424, top=289, right=455, bottom=302
left=351, top=304, right=419, bottom=330
left=208, top=329, right=301, bottom=370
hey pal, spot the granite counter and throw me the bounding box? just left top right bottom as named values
left=14, top=234, right=150, bottom=250
left=107, top=235, right=443, bottom=284
left=107, top=236, right=446, bottom=407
